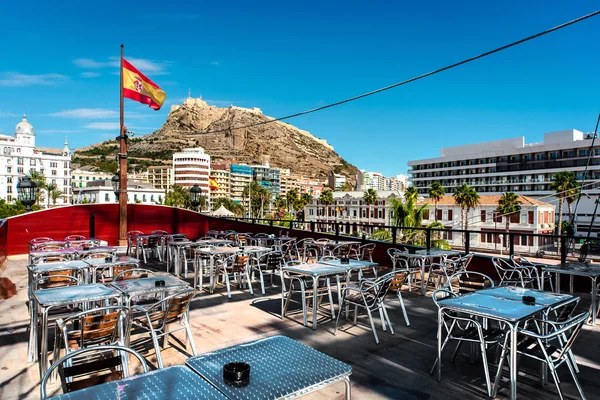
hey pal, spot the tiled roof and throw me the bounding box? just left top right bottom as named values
left=419, top=194, right=552, bottom=207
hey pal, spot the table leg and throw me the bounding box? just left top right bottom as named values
left=591, top=277, right=597, bottom=326
left=27, top=299, right=37, bottom=362
left=209, top=256, right=216, bottom=294
left=556, top=272, right=561, bottom=294
left=39, top=307, right=49, bottom=378
left=541, top=271, right=545, bottom=291
left=569, top=275, right=574, bottom=294
left=421, top=258, right=427, bottom=296
left=436, top=307, right=443, bottom=381
left=509, top=323, right=518, bottom=400
left=343, top=376, right=352, bottom=400
left=312, top=276, right=318, bottom=330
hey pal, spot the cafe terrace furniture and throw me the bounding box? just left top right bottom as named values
left=195, top=246, right=247, bottom=293
left=541, top=262, right=600, bottom=325
left=110, top=275, right=189, bottom=307
left=186, top=335, right=352, bottom=400
left=435, top=287, right=576, bottom=400
left=30, top=283, right=121, bottom=377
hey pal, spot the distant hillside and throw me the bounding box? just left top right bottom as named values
left=73, top=98, right=358, bottom=183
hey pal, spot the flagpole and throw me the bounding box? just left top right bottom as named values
left=118, top=44, right=128, bottom=246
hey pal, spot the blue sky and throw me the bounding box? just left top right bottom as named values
left=0, top=1, right=598, bottom=176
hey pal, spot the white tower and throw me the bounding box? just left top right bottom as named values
left=14, top=114, right=35, bottom=147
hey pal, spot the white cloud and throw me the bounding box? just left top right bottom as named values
left=48, top=108, right=118, bottom=119
left=210, top=61, right=220, bottom=66
left=80, top=71, right=101, bottom=78
left=37, top=129, right=83, bottom=134
left=85, top=122, right=120, bottom=130
left=0, top=72, right=69, bottom=87
left=73, top=57, right=171, bottom=75
left=0, top=112, right=18, bottom=117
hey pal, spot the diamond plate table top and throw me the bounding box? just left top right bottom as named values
left=478, top=286, right=574, bottom=307
left=48, top=365, right=228, bottom=400
left=28, top=260, right=89, bottom=274
left=33, top=284, right=120, bottom=307
left=414, top=248, right=461, bottom=256
left=111, top=275, right=189, bottom=297
left=82, top=256, right=139, bottom=267
left=438, top=292, right=546, bottom=322
left=543, top=262, right=600, bottom=277
left=281, top=262, right=350, bottom=277
left=319, top=259, right=377, bottom=270
left=186, top=336, right=351, bottom=400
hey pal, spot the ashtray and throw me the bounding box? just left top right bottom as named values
left=522, top=295, right=536, bottom=305
left=104, top=257, right=112, bottom=263
left=223, top=362, right=250, bottom=387
left=340, top=257, right=350, bottom=265
left=155, top=280, right=165, bottom=287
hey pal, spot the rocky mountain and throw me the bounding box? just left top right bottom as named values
left=74, top=98, right=358, bottom=184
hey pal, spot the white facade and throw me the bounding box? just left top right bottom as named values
left=0, top=115, right=71, bottom=205
left=71, top=169, right=112, bottom=189
left=408, top=129, right=600, bottom=235
left=173, top=148, right=210, bottom=201
left=73, top=180, right=165, bottom=205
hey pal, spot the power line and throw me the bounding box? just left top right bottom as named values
left=186, top=10, right=600, bottom=136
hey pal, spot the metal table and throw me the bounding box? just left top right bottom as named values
left=28, top=260, right=90, bottom=284
left=414, top=248, right=461, bottom=257
left=111, top=275, right=189, bottom=307
left=30, top=248, right=77, bottom=264
left=541, top=262, right=600, bottom=325
left=309, top=240, right=360, bottom=257
left=167, top=240, right=193, bottom=277
left=186, top=336, right=352, bottom=400
left=196, top=239, right=235, bottom=246
left=281, top=262, right=350, bottom=329
left=83, top=256, right=140, bottom=283
left=30, top=284, right=121, bottom=376
left=195, top=246, right=243, bottom=293
left=48, top=365, right=227, bottom=400
left=77, top=246, right=118, bottom=258
left=437, top=291, right=569, bottom=400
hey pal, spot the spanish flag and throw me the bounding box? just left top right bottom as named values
left=209, top=177, right=219, bottom=190
left=122, top=58, right=166, bottom=110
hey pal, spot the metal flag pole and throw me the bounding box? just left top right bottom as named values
left=118, top=44, right=128, bottom=246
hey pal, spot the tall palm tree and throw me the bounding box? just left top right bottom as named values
left=49, top=186, right=64, bottom=206
left=550, top=171, right=577, bottom=235
left=363, top=188, right=378, bottom=228
left=319, top=189, right=334, bottom=223
left=389, top=197, right=429, bottom=244
left=286, top=188, right=299, bottom=213
left=454, top=183, right=480, bottom=230
left=404, top=186, right=419, bottom=204
left=300, top=192, right=313, bottom=207
left=428, top=181, right=445, bottom=221
left=273, top=195, right=287, bottom=217
left=165, top=184, right=191, bottom=208
left=497, top=192, right=522, bottom=243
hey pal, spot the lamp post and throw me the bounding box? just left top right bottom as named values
left=17, top=176, right=39, bottom=212
left=190, top=183, right=202, bottom=211
left=111, top=172, right=120, bottom=202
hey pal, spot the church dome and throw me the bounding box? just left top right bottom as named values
left=15, top=114, right=34, bottom=135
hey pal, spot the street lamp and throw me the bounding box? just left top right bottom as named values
left=111, top=172, right=120, bottom=202
left=190, top=183, right=202, bottom=210
left=17, top=176, right=38, bottom=212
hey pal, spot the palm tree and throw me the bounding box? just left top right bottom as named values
left=497, top=192, right=522, bottom=246
left=165, top=184, right=191, bottom=208
left=550, top=171, right=577, bottom=236
left=428, top=181, right=445, bottom=221
left=363, top=188, right=378, bottom=229
left=404, top=186, right=419, bottom=204
left=454, top=183, right=480, bottom=230
left=49, top=186, right=64, bottom=206
left=286, top=189, right=299, bottom=213
left=300, top=192, right=313, bottom=208
left=273, top=195, right=287, bottom=217
left=319, top=189, right=334, bottom=223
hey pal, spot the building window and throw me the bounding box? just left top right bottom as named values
left=528, top=211, right=534, bottom=224
left=17, top=158, right=23, bottom=165
left=423, top=209, right=430, bottom=220
left=435, top=209, right=442, bottom=220
left=30, top=159, right=36, bottom=166
left=17, top=167, right=23, bottom=173
left=480, top=210, right=486, bottom=222
left=448, top=210, right=453, bottom=220
left=143, top=195, right=147, bottom=202
left=52, top=170, right=57, bottom=176
left=7, top=186, right=12, bottom=194
left=509, top=213, right=520, bottom=224
left=6, top=167, right=11, bottom=173
left=6, top=177, right=12, bottom=183
left=105, top=193, right=110, bottom=201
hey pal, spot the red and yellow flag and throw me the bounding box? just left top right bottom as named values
left=122, top=58, right=166, bottom=110
left=209, top=177, right=219, bottom=190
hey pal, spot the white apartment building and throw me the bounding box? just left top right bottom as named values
left=419, top=195, right=555, bottom=252
left=305, top=190, right=402, bottom=233
left=328, top=173, right=347, bottom=190
left=73, top=180, right=165, bottom=205
left=408, top=129, right=600, bottom=235
left=147, top=166, right=173, bottom=190
left=230, top=164, right=253, bottom=206
left=71, top=169, right=112, bottom=189
left=0, top=115, right=71, bottom=205
left=363, top=171, right=385, bottom=191
left=172, top=148, right=210, bottom=202
left=210, top=164, right=231, bottom=201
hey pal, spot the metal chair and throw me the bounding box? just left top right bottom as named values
left=386, top=271, right=411, bottom=326
left=151, top=230, right=168, bottom=234
left=97, top=262, right=139, bottom=284
left=83, top=252, right=113, bottom=260
left=334, top=271, right=396, bottom=344
left=493, top=312, right=589, bottom=399
left=510, top=254, right=551, bottom=291
left=388, top=249, right=422, bottom=292
left=431, top=288, right=505, bottom=398
left=131, top=289, right=198, bottom=369
left=52, top=306, right=129, bottom=367
left=206, top=230, right=219, bottom=237
left=446, top=271, right=495, bottom=295
left=32, top=242, right=69, bottom=251
left=492, top=257, right=537, bottom=288
left=64, top=235, right=86, bottom=241
left=140, top=236, right=162, bottom=263
left=217, top=253, right=253, bottom=298
left=40, top=345, right=148, bottom=399
left=125, top=230, right=144, bottom=256
left=251, top=250, right=284, bottom=294
left=281, top=260, right=336, bottom=327
left=32, top=255, right=71, bottom=264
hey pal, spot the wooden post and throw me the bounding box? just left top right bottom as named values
left=118, top=44, right=128, bottom=246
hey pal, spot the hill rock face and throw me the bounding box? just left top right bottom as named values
left=74, top=98, right=358, bottom=183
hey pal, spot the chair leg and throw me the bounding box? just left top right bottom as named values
left=397, top=291, right=410, bottom=326
left=184, top=319, right=198, bottom=356
left=334, top=299, right=345, bottom=335
left=379, top=308, right=387, bottom=332
left=549, top=367, right=565, bottom=400
left=492, top=334, right=510, bottom=397
left=245, top=270, right=254, bottom=295
left=565, top=357, right=586, bottom=400
left=149, top=330, right=164, bottom=369
left=477, top=329, right=493, bottom=397
left=327, top=280, right=335, bottom=319
left=381, top=305, right=394, bottom=335
left=365, top=307, right=379, bottom=344
left=258, top=269, right=265, bottom=295
left=223, top=269, right=232, bottom=299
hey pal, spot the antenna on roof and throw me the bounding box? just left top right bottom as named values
left=187, top=88, right=191, bottom=99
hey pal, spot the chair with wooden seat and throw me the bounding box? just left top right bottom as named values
left=126, top=230, right=144, bottom=257
left=386, top=271, right=410, bottom=326
left=140, top=236, right=162, bottom=263
left=52, top=306, right=129, bottom=367
left=131, top=289, right=198, bottom=368
left=29, top=237, right=53, bottom=251
left=217, top=253, right=253, bottom=298
left=83, top=252, right=113, bottom=260
left=97, top=262, right=140, bottom=284
left=251, top=250, right=284, bottom=294
left=446, top=271, right=495, bottom=295
left=64, top=235, right=86, bottom=241
left=33, top=242, right=69, bottom=252
left=40, top=345, right=148, bottom=399
left=32, top=255, right=71, bottom=264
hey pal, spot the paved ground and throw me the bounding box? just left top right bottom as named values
left=1, top=254, right=600, bottom=399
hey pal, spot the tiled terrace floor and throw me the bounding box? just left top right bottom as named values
left=1, top=254, right=599, bottom=399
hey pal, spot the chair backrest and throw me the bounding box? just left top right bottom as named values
left=548, top=296, right=580, bottom=323
left=359, top=243, right=376, bottom=261
left=237, top=234, right=247, bottom=246
left=456, top=253, right=474, bottom=271
left=126, top=230, right=144, bottom=238
left=34, top=255, right=70, bottom=264
left=230, top=254, right=249, bottom=272
left=492, top=257, right=525, bottom=285
left=361, top=272, right=396, bottom=307
left=206, top=230, right=219, bottom=236
left=57, top=306, right=129, bottom=350
left=29, top=275, right=80, bottom=299
left=64, top=235, right=86, bottom=241
left=30, top=237, right=53, bottom=246
left=143, top=289, right=197, bottom=330
left=151, top=230, right=168, bottom=234
left=447, top=271, right=494, bottom=294
left=98, top=262, right=139, bottom=283
left=70, top=240, right=98, bottom=249
left=254, top=233, right=268, bottom=238
left=33, top=242, right=69, bottom=251
left=388, top=271, right=408, bottom=293
left=329, top=243, right=352, bottom=258
left=113, top=268, right=156, bottom=281
left=40, top=345, right=148, bottom=399
left=84, top=252, right=113, bottom=260
left=198, top=236, right=214, bottom=241
left=431, top=287, right=459, bottom=308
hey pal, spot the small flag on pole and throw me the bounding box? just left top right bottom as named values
left=122, top=58, right=166, bottom=110
left=209, top=177, right=219, bottom=190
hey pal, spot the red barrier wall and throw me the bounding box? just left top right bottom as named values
left=6, top=204, right=210, bottom=255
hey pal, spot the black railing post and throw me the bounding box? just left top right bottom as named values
left=269, top=220, right=273, bottom=227
left=89, top=212, right=95, bottom=238
left=362, top=232, right=366, bottom=241
left=289, top=220, right=294, bottom=230
left=560, top=235, right=567, bottom=264
left=392, top=227, right=397, bottom=245
left=352, top=222, right=357, bottom=236
left=464, top=231, right=470, bottom=254
left=335, top=223, right=340, bottom=237
left=426, top=228, right=431, bottom=250
left=310, top=221, right=315, bottom=232
left=345, top=222, right=350, bottom=236
left=509, top=232, right=515, bottom=257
